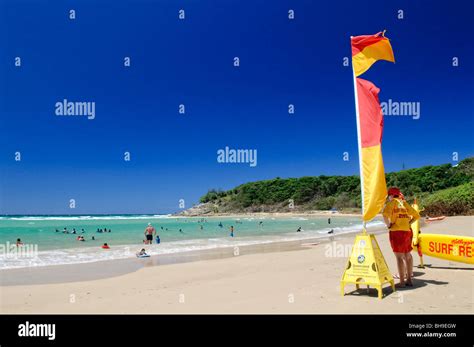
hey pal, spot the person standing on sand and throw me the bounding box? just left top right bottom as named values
left=382, top=187, right=420, bottom=288
left=144, top=223, right=156, bottom=245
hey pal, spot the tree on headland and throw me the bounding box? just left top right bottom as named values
left=198, top=157, right=474, bottom=216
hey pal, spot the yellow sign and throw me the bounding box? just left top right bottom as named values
left=341, top=233, right=395, bottom=299
left=417, top=233, right=474, bottom=265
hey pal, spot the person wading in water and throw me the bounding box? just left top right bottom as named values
left=144, top=223, right=156, bottom=245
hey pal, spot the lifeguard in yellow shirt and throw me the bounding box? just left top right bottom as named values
left=382, top=187, right=420, bottom=288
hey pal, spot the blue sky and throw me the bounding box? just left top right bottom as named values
left=0, top=0, right=472, bottom=214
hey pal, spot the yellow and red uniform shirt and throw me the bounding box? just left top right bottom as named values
left=382, top=198, right=420, bottom=232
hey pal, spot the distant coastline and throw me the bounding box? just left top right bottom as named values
left=181, top=158, right=473, bottom=217
left=176, top=205, right=362, bottom=218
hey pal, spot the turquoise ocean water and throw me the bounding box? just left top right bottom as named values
left=0, top=215, right=384, bottom=269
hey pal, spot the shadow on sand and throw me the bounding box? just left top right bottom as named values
left=344, top=270, right=449, bottom=299
left=420, top=264, right=474, bottom=271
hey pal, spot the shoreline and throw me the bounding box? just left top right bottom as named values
left=0, top=223, right=387, bottom=286
left=1, top=216, right=472, bottom=314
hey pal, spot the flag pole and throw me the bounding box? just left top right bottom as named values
left=350, top=36, right=367, bottom=233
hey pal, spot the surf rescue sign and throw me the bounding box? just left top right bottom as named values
left=419, top=234, right=474, bottom=265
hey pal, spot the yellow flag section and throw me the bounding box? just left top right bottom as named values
left=360, top=143, right=387, bottom=221
left=341, top=233, right=395, bottom=299
left=416, top=233, right=474, bottom=265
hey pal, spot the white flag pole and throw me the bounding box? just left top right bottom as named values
left=350, top=36, right=366, bottom=232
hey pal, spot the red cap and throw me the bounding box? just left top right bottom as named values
left=387, top=187, right=402, bottom=197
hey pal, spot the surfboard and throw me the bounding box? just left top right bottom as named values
left=136, top=254, right=150, bottom=258
left=417, top=233, right=474, bottom=265
left=301, top=242, right=320, bottom=247
left=426, top=216, right=446, bottom=222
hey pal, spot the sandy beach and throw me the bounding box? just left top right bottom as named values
left=0, top=216, right=472, bottom=314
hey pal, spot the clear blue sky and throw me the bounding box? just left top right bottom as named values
left=0, top=0, right=472, bottom=214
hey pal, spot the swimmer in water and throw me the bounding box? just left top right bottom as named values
left=144, top=223, right=155, bottom=245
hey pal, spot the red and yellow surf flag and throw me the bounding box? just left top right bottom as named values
left=351, top=31, right=395, bottom=221
left=356, top=78, right=387, bottom=221
left=351, top=31, right=395, bottom=77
